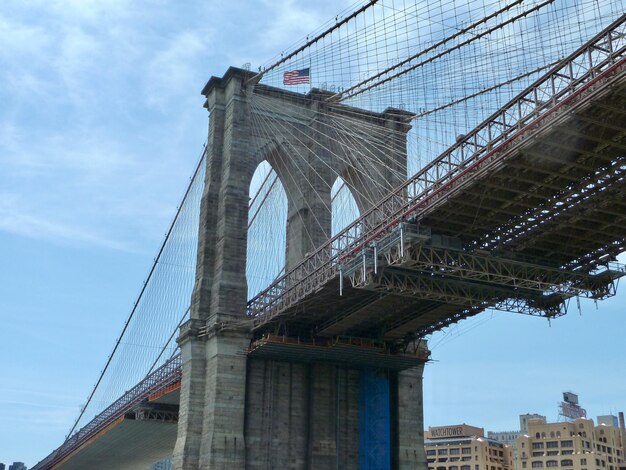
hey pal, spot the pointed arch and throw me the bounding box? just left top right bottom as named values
left=246, top=161, right=288, bottom=300
left=331, top=176, right=360, bottom=237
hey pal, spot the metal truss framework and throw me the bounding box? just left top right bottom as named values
left=346, top=231, right=624, bottom=298
left=334, top=225, right=624, bottom=335
left=248, top=15, right=626, bottom=328
left=360, top=269, right=571, bottom=318
left=132, top=405, right=179, bottom=423
left=340, top=226, right=614, bottom=320
left=476, top=156, right=626, bottom=268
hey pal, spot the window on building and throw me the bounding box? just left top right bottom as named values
left=557, top=432, right=561, bottom=438
left=451, top=457, right=460, bottom=462
left=439, top=458, right=449, bottom=463
left=451, top=449, right=461, bottom=455
left=428, top=459, right=436, bottom=464
left=536, top=433, right=541, bottom=439
left=547, top=442, right=559, bottom=448
left=532, top=462, right=544, bottom=468
left=562, top=451, right=573, bottom=456
left=439, top=449, right=448, bottom=455
left=427, top=450, right=437, bottom=456
left=437, top=466, right=446, bottom=470
left=475, top=465, right=479, bottom=470
left=561, top=441, right=573, bottom=448
left=561, top=460, right=573, bottom=467
left=581, top=458, right=587, bottom=465
left=462, top=457, right=472, bottom=461
left=522, top=463, right=527, bottom=469
left=533, top=443, right=545, bottom=449
left=547, top=451, right=558, bottom=456
left=450, top=465, right=458, bottom=470
left=547, top=461, right=558, bottom=467
left=462, top=448, right=472, bottom=455
left=461, top=465, right=471, bottom=470
left=551, top=432, right=555, bottom=438
left=533, top=452, right=545, bottom=457
left=542, top=433, right=546, bottom=438
left=522, top=443, right=526, bottom=448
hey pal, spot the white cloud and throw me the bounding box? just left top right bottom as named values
left=0, top=13, right=51, bottom=58
left=0, top=193, right=131, bottom=251
left=55, top=26, right=103, bottom=101
left=34, top=0, right=134, bottom=23
left=260, top=0, right=331, bottom=53
left=145, top=31, right=209, bottom=108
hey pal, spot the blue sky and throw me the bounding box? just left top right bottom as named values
left=0, top=0, right=624, bottom=467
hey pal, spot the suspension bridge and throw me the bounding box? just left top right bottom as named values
left=33, top=1, right=626, bottom=469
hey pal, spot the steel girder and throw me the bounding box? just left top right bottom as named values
left=386, top=242, right=623, bottom=300
left=356, top=268, right=570, bottom=318
left=345, top=225, right=623, bottom=294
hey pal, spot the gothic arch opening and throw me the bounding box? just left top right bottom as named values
left=246, top=160, right=287, bottom=300
left=331, top=176, right=360, bottom=237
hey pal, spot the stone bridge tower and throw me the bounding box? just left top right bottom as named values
left=173, top=67, right=427, bottom=470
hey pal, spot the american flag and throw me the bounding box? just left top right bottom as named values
left=283, top=68, right=310, bottom=85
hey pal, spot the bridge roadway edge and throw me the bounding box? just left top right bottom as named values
left=172, top=66, right=429, bottom=469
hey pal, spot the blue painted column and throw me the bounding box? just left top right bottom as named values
left=359, top=368, right=391, bottom=470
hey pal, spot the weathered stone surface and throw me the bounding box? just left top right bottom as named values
left=174, top=66, right=424, bottom=470
left=397, top=365, right=427, bottom=470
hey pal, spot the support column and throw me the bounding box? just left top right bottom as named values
left=173, top=67, right=257, bottom=470
left=245, top=360, right=309, bottom=469
left=284, top=93, right=335, bottom=272
left=307, top=363, right=338, bottom=468
left=172, top=320, right=207, bottom=470
left=360, top=369, right=391, bottom=470
left=395, top=365, right=427, bottom=470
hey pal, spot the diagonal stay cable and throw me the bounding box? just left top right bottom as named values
left=337, top=0, right=556, bottom=101
left=65, top=145, right=207, bottom=439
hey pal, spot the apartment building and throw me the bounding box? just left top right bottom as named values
left=426, top=424, right=514, bottom=470
left=517, top=418, right=624, bottom=470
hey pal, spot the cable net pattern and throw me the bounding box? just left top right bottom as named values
left=69, top=149, right=206, bottom=434
left=58, top=0, right=626, bottom=455
left=258, top=0, right=625, bottom=175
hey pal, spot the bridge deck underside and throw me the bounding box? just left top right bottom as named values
left=48, top=384, right=181, bottom=470
left=254, top=75, right=626, bottom=341
left=424, top=84, right=626, bottom=268
left=54, top=418, right=177, bottom=470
